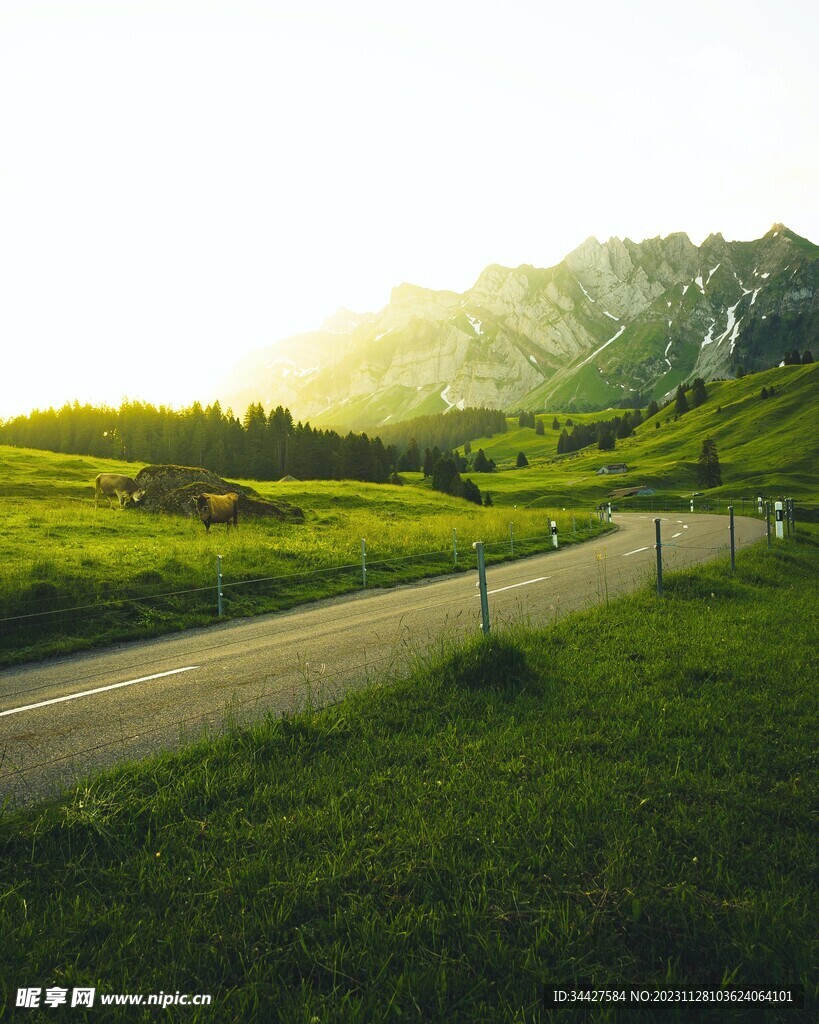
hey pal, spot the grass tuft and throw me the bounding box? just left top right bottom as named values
left=437, top=632, right=533, bottom=694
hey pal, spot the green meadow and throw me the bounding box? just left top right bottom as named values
left=1, top=522, right=815, bottom=1022
left=0, top=448, right=605, bottom=666
left=2, top=362, right=817, bottom=665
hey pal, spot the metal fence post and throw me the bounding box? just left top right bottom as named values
left=361, top=538, right=367, bottom=587
left=473, top=541, right=490, bottom=634
left=728, top=506, right=735, bottom=573
left=654, top=518, right=663, bottom=597
left=216, top=554, right=223, bottom=617
left=765, top=501, right=771, bottom=549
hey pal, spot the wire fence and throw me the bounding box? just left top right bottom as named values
left=0, top=498, right=809, bottom=664
left=599, top=494, right=819, bottom=518
left=0, top=517, right=607, bottom=661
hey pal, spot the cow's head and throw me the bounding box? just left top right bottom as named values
left=131, top=489, right=146, bottom=505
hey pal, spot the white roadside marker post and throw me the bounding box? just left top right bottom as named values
left=775, top=501, right=784, bottom=541
left=361, top=538, right=367, bottom=586
left=551, top=520, right=558, bottom=548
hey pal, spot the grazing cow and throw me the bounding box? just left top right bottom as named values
left=95, top=473, right=145, bottom=510
left=195, top=492, right=239, bottom=532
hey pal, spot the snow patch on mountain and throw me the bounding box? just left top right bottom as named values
left=579, top=325, right=626, bottom=367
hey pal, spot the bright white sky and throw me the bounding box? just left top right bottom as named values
left=2, top=0, right=817, bottom=418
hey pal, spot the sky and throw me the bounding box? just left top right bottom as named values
left=1, top=0, right=817, bottom=419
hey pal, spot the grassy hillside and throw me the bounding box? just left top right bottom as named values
left=2, top=527, right=815, bottom=1021
left=459, top=364, right=819, bottom=509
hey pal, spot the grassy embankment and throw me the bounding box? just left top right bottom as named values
left=0, top=448, right=605, bottom=666
left=1, top=523, right=815, bottom=1022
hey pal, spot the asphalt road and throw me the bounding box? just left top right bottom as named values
left=0, top=512, right=766, bottom=804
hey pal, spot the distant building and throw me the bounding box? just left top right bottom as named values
left=595, top=463, right=629, bottom=475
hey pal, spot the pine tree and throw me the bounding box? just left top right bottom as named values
left=483, top=492, right=493, bottom=507
left=516, top=451, right=529, bottom=468
left=535, top=420, right=545, bottom=436
left=460, top=478, right=483, bottom=506
left=803, top=350, right=814, bottom=364
left=691, top=377, right=708, bottom=407
left=675, top=385, right=689, bottom=415
left=696, top=437, right=722, bottom=488
left=551, top=417, right=560, bottom=430
left=399, top=437, right=421, bottom=472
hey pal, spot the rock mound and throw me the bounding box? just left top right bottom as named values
left=133, top=465, right=304, bottom=521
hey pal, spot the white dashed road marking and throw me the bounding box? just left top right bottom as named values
left=0, top=667, right=199, bottom=718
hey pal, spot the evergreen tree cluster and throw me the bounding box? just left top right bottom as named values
left=517, top=410, right=536, bottom=428
left=375, top=407, right=506, bottom=459
left=0, top=400, right=399, bottom=484
left=556, top=409, right=643, bottom=455
left=421, top=447, right=484, bottom=505
left=783, top=348, right=814, bottom=365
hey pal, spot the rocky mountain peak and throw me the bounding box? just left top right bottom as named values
left=216, top=225, right=819, bottom=428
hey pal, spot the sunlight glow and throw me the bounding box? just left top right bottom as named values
left=1, top=0, right=817, bottom=419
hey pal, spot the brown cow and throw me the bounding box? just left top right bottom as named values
left=195, top=492, right=239, bottom=531
left=95, top=473, right=145, bottom=510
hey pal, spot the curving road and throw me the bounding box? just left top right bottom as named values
left=0, top=513, right=766, bottom=803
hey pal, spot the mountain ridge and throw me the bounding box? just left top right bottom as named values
left=216, top=225, right=819, bottom=428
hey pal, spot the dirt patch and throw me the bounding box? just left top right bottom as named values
left=133, top=465, right=304, bottom=521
